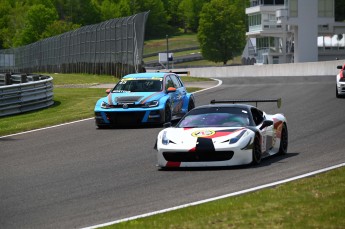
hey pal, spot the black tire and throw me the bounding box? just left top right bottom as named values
left=251, top=135, right=262, bottom=165
left=336, top=85, right=340, bottom=98
left=278, top=123, right=288, bottom=155
left=188, top=97, right=195, bottom=111
left=164, top=103, right=172, bottom=123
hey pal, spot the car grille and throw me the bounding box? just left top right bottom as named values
left=108, top=104, right=144, bottom=108
left=105, top=111, right=146, bottom=125
left=162, top=151, right=234, bottom=162
left=116, top=96, right=143, bottom=103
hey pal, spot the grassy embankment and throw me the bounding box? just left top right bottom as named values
left=143, top=33, right=242, bottom=67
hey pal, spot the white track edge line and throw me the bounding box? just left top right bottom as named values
left=193, top=78, right=222, bottom=94
left=82, top=162, right=345, bottom=229
left=1, top=79, right=222, bottom=139
left=0, top=118, right=94, bottom=139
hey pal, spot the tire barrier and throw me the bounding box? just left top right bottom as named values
left=0, top=73, right=53, bottom=117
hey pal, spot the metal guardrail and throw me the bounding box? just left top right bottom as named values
left=0, top=73, right=54, bottom=117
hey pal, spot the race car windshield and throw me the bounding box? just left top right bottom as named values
left=177, top=107, right=250, bottom=128
left=113, top=79, right=163, bottom=92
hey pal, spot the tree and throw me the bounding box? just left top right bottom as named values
left=41, top=20, right=80, bottom=38
left=13, top=4, right=58, bottom=46
left=63, top=0, right=101, bottom=25
left=197, top=0, right=246, bottom=65
left=162, top=0, right=183, bottom=28
left=0, top=1, right=31, bottom=48
left=179, top=0, right=208, bottom=33
left=99, top=0, right=130, bottom=20
left=0, top=1, right=11, bottom=48
left=131, top=0, right=170, bottom=39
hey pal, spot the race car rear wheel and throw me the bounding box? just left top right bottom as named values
left=278, top=123, right=288, bottom=155
left=164, top=103, right=172, bottom=123
left=251, top=135, right=262, bottom=165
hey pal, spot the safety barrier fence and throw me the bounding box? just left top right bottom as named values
left=0, top=73, right=53, bottom=117
left=0, top=12, right=148, bottom=77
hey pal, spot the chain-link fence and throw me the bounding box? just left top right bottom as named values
left=0, top=12, right=149, bottom=77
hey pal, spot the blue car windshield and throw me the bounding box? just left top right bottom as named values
left=113, top=79, right=163, bottom=92
left=177, top=107, right=250, bottom=128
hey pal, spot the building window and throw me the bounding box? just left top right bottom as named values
left=289, top=0, right=298, bottom=17
left=257, top=37, right=275, bottom=49
left=318, top=0, right=333, bottom=17
left=249, top=14, right=262, bottom=26
left=250, top=0, right=285, bottom=6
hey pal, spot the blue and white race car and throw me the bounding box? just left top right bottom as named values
left=94, top=72, right=195, bottom=128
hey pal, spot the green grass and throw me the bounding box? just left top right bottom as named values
left=143, top=33, right=242, bottom=66
left=104, top=166, right=345, bottom=229
left=0, top=88, right=104, bottom=136
left=49, top=73, right=212, bottom=84
left=144, top=34, right=199, bottom=55
left=49, top=73, right=118, bottom=85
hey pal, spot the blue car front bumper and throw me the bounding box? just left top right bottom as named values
left=95, top=107, right=165, bottom=127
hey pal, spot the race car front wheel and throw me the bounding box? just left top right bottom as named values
left=188, top=97, right=195, bottom=111
left=251, top=135, right=262, bottom=165
left=164, top=103, right=172, bottom=123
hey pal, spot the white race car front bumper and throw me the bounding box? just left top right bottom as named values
left=156, top=135, right=254, bottom=168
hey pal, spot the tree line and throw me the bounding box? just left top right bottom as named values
left=0, top=0, right=344, bottom=65
left=0, top=0, right=213, bottom=49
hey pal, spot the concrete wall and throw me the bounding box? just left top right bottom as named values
left=182, top=60, right=344, bottom=78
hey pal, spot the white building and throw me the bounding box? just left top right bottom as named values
left=243, top=0, right=345, bottom=65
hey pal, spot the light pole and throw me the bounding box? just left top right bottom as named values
left=166, top=34, right=169, bottom=69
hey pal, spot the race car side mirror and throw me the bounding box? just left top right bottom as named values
left=260, top=120, right=274, bottom=130
left=166, top=87, right=176, bottom=93
left=337, top=65, right=343, bottom=69
left=105, top=89, right=111, bottom=94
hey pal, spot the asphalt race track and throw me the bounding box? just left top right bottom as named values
left=1, top=75, right=345, bottom=229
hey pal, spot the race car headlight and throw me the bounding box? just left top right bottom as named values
left=144, top=100, right=159, bottom=108
left=162, top=131, right=169, bottom=145
left=229, top=130, right=247, bottom=144
left=101, top=101, right=110, bottom=109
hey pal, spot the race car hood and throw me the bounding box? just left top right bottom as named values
left=162, top=127, right=249, bottom=146
left=106, top=91, right=165, bottom=105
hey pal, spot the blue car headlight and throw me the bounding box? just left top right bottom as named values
left=144, top=100, right=159, bottom=108
left=229, top=130, right=247, bottom=144
left=101, top=101, right=110, bottom=109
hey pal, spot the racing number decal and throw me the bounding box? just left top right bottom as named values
left=191, top=130, right=216, bottom=138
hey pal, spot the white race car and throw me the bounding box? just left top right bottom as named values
left=336, top=64, right=345, bottom=98
left=155, top=99, right=288, bottom=168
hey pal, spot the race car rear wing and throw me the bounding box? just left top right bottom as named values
left=210, top=98, right=282, bottom=108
